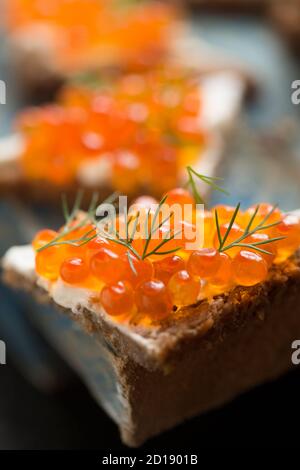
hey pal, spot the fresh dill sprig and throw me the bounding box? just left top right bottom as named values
left=37, top=167, right=230, bottom=277
left=37, top=191, right=119, bottom=253
left=214, top=203, right=285, bottom=256
left=185, top=166, right=229, bottom=204
left=98, top=193, right=182, bottom=263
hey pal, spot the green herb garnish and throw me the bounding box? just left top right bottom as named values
left=215, top=203, right=285, bottom=256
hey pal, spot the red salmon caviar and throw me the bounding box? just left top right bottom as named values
left=273, top=214, right=300, bottom=260
left=32, top=229, right=58, bottom=251
left=244, top=203, right=282, bottom=227
left=32, top=198, right=300, bottom=325
left=168, top=270, right=200, bottom=306
left=213, top=205, right=243, bottom=225
left=122, top=253, right=154, bottom=287
left=8, top=1, right=176, bottom=72
left=18, top=66, right=205, bottom=196
left=60, top=257, right=89, bottom=284
left=85, top=236, right=111, bottom=260
left=90, top=248, right=126, bottom=283
left=232, top=250, right=268, bottom=287
left=209, top=252, right=232, bottom=288
left=213, top=222, right=244, bottom=257
left=135, top=279, right=172, bottom=320
left=187, top=248, right=221, bottom=279
left=100, top=281, right=134, bottom=317
left=164, top=188, right=195, bottom=208
left=245, top=233, right=277, bottom=266
left=35, top=245, right=66, bottom=281
left=154, top=255, right=185, bottom=284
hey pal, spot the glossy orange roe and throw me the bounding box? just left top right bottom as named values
left=154, top=255, right=185, bottom=285
left=60, top=257, right=89, bottom=284
left=245, top=233, right=277, bottom=266
left=187, top=248, right=221, bottom=279
left=35, top=245, right=67, bottom=281
left=165, top=188, right=195, bottom=208
left=122, top=254, right=154, bottom=287
left=18, top=68, right=206, bottom=195
left=168, top=270, right=200, bottom=306
left=213, top=222, right=244, bottom=257
left=209, top=252, right=232, bottom=288
left=213, top=205, right=245, bottom=227
left=135, top=279, right=172, bottom=320
left=244, top=203, right=282, bottom=229
left=8, top=1, right=176, bottom=72
left=90, top=247, right=126, bottom=283
left=232, top=250, right=268, bottom=287
left=85, top=236, right=110, bottom=259
left=32, top=229, right=58, bottom=251
left=273, top=214, right=300, bottom=261
left=33, top=200, right=300, bottom=323
left=100, top=281, right=134, bottom=317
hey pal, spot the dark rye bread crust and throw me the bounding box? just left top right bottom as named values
left=3, top=251, right=300, bottom=370
left=185, top=0, right=268, bottom=14
left=3, top=251, right=300, bottom=445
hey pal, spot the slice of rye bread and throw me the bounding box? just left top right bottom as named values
left=2, top=245, right=300, bottom=445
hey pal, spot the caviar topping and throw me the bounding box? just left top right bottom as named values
left=8, top=1, right=176, bottom=72
left=32, top=190, right=300, bottom=324
left=17, top=67, right=207, bottom=196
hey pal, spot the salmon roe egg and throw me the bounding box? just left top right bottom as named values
left=60, top=257, right=89, bottom=284
left=100, top=281, right=134, bottom=317
left=90, top=248, right=126, bottom=283
left=153, top=255, right=185, bottom=284
left=187, top=248, right=221, bottom=279
left=274, top=214, right=300, bottom=260
left=35, top=246, right=66, bottom=281
left=135, top=279, right=172, bottom=320
left=122, top=253, right=154, bottom=287
left=85, top=236, right=110, bottom=259
left=164, top=188, right=195, bottom=208
left=32, top=229, right=58, bottom=251
left=168, top=270, right=200, bottom=306
left=245, top=203, right=282, bottom=227
left=245, top=233, right=277, bottom=266
left=209, top=252, right=232, bottom=288
left=213, top=205, right=244, bottom=226
left=232, top=250, right=268, bottom=287
left=213, top=222, right=244, bottom=257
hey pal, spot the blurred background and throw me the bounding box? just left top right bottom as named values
left=1, top=0, right=300, bottom=450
